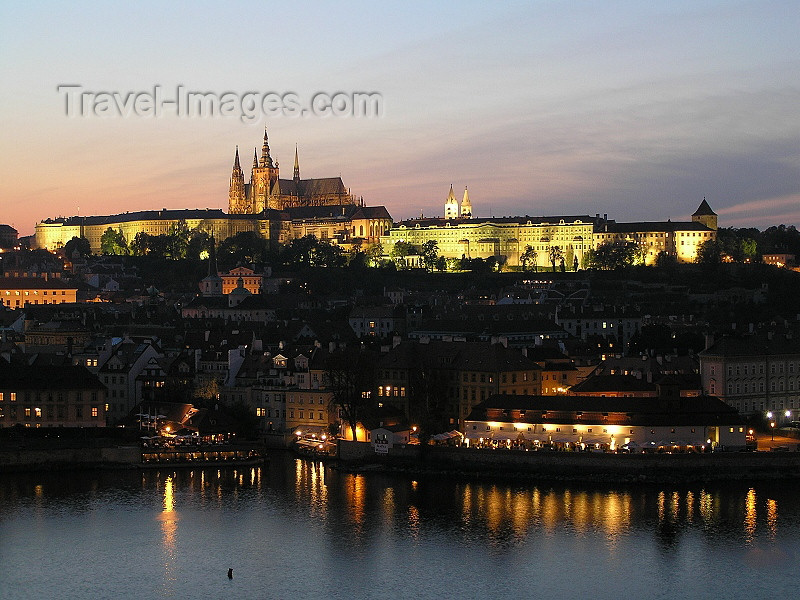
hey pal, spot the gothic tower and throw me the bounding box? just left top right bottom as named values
left=444, top=184, right=459, bottom=219
left=692, top=197, right=718, bottom=230
left=460, top=186, right=472, bottom=218
left=293, top=145, right=301, bottom=185
left=249, top=129, right=281, bottom=213
left=228, top=147, right=247, bottom=213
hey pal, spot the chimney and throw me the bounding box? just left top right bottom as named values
left=704, top=333, right=714, bottom=350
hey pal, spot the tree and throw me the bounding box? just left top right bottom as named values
left=326, top=347, right=377, bottom=441
left=520, top=245, right=537, bottom=271
left=695, top=239, right=723, bottom=266
left=220, top=231, right=270, bottom=265
left=130, top=232, right=152, bottom=256
left=434, top=255, right=447, bottom=272
left=390, top=241, right=418, bottom=268
left=420, top=240, right=440, bottom=271
left=64, top=236, right=91, bottom=258
left=310, top=239, right=346, bottom=267
left=408, top=359, right=450, bottom=443
left=100, top=227, right=128, bottom=255
left=548, top=246, right=563, bottom=272
left=187, top=230, right=214, bottom=260
left=164, top=220, right=192, bottom=260
left=585, top=240, right=640, bottom=270
left=366, top=242, right=384, bottom=267
left=655, top=251, right=677, bottom=269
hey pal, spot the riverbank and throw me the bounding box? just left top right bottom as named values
left=0, top=442, right=267, bottom=473
left=333, top=442, right=800, bottom=483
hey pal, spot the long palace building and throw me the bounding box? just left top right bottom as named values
left=381, top=192, right=717, bottom=268
left=33, top=130, right=717, bottom=266
left=34, top=130, right=393, bottom=253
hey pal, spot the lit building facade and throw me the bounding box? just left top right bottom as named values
left=699, top=334, right=800, bottom=417
left=0, top=364, right=106, bottom=428
left=0, top=276, right=78, bottom=308
left=382, top=194, right=717, bottom=268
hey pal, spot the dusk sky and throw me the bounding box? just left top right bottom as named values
left=1, top=0, right=798, bottom=236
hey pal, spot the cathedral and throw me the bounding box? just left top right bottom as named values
left=229, top=129, right=358, bottom=213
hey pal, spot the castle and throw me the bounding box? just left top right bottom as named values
left=228, top=129, right=357, bottom=213
left=33, top=131, right=392, bottom=253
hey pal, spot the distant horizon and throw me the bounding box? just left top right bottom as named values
left=3, top=1, right=798, bottom=236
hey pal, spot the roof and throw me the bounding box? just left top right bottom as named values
left=601, top=221, right=713, bottom=234
left=40, top=208, right=287, bottom=227
left=0, top=277, right=76, bottom=290
left=569, top=374, right=656, bottom=393
left=394, top=215, right=600, bottom=228
left=692, top=199, right=717, bottom=216
left=275, top=177, right=348, bottom=197
left=466, top=393, right=742, bottom=426
left=700, top=334, right=800, bottom=358
left=0, top=363, right=104, bottom=390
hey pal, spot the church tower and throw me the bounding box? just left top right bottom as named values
left=444, top=184, right=459, bottom=219
left=228, top=147, right=247, bottom=213
left=248, top=129, right=281, bottom=213
left=692, top=197, right=718, bottom=230
left=460, top=186, right=472, bottom=218
left=293, top=145, right=301, bottom=185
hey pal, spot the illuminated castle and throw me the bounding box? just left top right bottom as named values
left=228, top=129, right=358, bottom=213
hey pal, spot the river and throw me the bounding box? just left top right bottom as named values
left=1, top=452, right=798, bottom=600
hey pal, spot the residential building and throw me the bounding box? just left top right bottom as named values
left=0, top=363, right=106, bottom=428
left=699, top=333, right=800, bottom=417
left=0, top=277, right=78, bottom=308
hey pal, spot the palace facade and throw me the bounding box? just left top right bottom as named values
left=381, top=190, right=717, bottom=268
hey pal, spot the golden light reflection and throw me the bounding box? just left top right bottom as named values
left=407, top=504, right=420, bottom=540
left=159, top=475, right=178, bottom=591
left=699, top=490, right=714, bottom=524
left=744, top=488, right=757, bottom=544
left=657, top=491, right=665, bottom=524
left=767, top=498, right=778, bottom=538
left=346, top=475, right=367, bottom=538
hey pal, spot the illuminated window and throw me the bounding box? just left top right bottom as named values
left=91, top=407, right=98, bottom=418
left=10, top=392, right=15, bottom=402
left=34, top=407, right=42, bottom=418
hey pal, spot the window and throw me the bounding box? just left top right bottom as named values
left=10, top=393, right=15, bottom=402
left=91, top=407, right=98, bottom=418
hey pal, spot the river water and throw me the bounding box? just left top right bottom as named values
left=1, top=452, right=798, bottom=600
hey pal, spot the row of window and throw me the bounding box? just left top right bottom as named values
left=2, top=290, right=69, bottom=295
left=0, top=406, right=99, bottom=419
left=0, top=392, right=99, bottom=402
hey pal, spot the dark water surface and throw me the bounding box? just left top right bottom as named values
left=1, top=452, right=797, bottom=600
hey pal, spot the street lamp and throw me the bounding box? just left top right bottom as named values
left=767, top=411, right=776, bottom=441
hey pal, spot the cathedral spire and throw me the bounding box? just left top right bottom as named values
left=461, top=186, right=472, bottom=217
left=293, top=145, right=300, bottom=184
left=233, top=146, right=241, bottom=170
left=261, top=128, right=274, bottom=168
left=444, top=184, right=458, bottom=219
left=252, top=148, right=259, bottom=170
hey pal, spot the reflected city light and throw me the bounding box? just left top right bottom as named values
left=767, top=498, right=778, bottom=538
left=160, top=475, right=178, bottom=591
left=745, top=488, right=757, bottom=544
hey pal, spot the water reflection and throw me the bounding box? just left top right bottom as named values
left=158, top=476, right=178, bottom=593
left=0, top=456, right=800, bottom=597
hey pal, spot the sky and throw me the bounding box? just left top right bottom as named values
left=1, top=0, right=798, bottom=236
